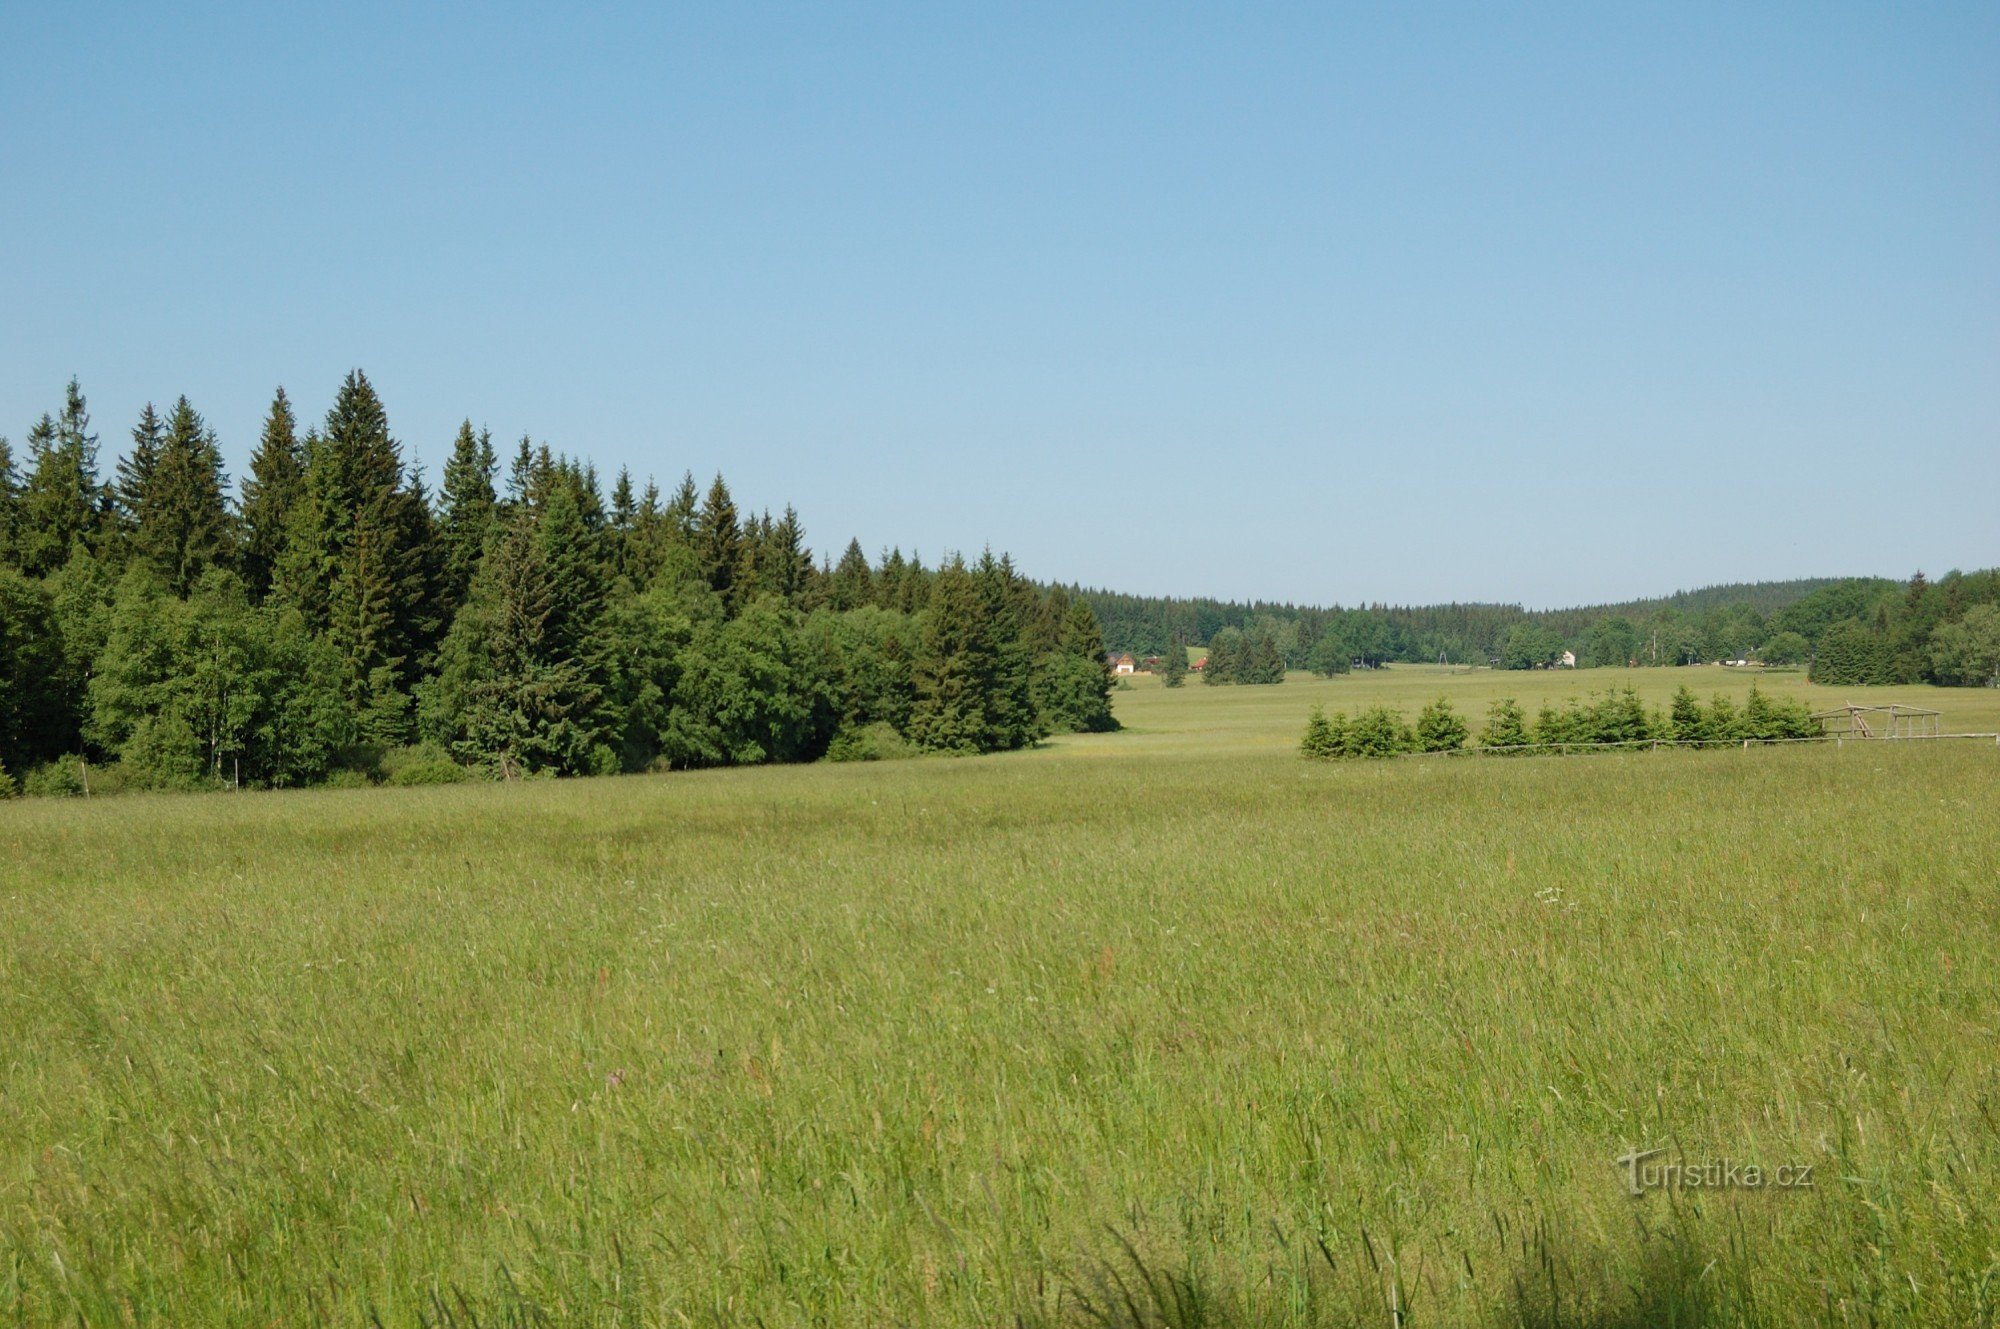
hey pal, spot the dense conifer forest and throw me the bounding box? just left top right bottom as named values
left=0, top=375, right=1116, bottom=793
left=1079, top=571, right=2000, bottom=684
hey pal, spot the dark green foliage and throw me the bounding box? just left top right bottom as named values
left=1349, top=706, right=1414, bottom=758
left=1809, top=618, right=1894, bottom=686
left=656, top=596, right=834, bottom=767
left=1202, top=624, right=1286, bottom=685
left=1532, top=689, right=1652, bottom=749
left=1307, top=632, right=1350, bottom=676
left=829, top=538, right=873, bottom=611
left=1080, top=575, right=1958, bottom=678
left=1299, top=704, right=1347, bottom=759
left=1585, top=616, right=1639, bottom=667
left=438, top=421, right=498, bottom=611
left=382, top=743, right=473, bottom=786
left=1298, top=703, right=1431, bottom=759
left=15, top=383, right=101, bottom=578
left=0, top=568, right=75, bottom=773
left=277, top=371, right=441, bottom=740
left=1243, top=626, right=1285, bottom=683
left=823, top=719, right=913, bottom=762
left=111, top=403, right=165, bottom=563
left=695, top=473, right=746, bottom=612
left=135, top=397, right=232, bottom=594
left=1298, top=703, right=1409, bottom=759
left=430, top=504, right=616, bottom=779
left=1201, top=627, right=1241, bottom=685
left=0, top=433, right=20, bottom=566
left=1, top=369, right=1121, bottom=793
left=239, top=389, right=304, bottom=601
left=907, top=556, right=1033, bottom=754
left=1414, top=696, right=1469, bottom=752
left=754, top=505, right=814, bottom=605
left=1482, top=698, right=1531, bottom=749
left=1669, top=686, right=1706, bottom=744
left=1761, top=630, right=1810, bottom=665
left=1161, top=634, right=1189, bottom=687
left=1738, top=684, right=1818, bottom=742
left=84, top=567, right=353, bottom=788
left=1037, top=598, right=1118, bottom=734
left=1501, top=623, right=1566, bottom=670
left=1929, top=604, right=2000, bottom=687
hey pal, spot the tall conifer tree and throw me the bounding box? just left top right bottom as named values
left=830, top=538, right=873, bottom=611
left=112, top=404, right=166, bottom=562
left=240, top=388, right=303, bottom=601
left=0, top=435, right=18, bottom=566
left=695, top=473, right=745, bottom=611
left=138, top=396, right=232, bottom=594
left=438, top=421, right=497, bottom=611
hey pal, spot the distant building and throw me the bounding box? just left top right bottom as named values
left=1558, top=650, right=1576, bottom=668
left=1108, top=652, right=1137, bottom=675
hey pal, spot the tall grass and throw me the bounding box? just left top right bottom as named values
left=2, top=668, right=1997, bottom=1325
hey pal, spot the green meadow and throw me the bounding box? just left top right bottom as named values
left=4, top=666, right=1998, bottom=1326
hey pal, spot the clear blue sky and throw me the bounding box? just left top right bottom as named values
left=3, top=4, right=1994, bottom=608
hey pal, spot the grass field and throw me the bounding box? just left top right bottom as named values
left=4, top=667, right=1999, bottom=1326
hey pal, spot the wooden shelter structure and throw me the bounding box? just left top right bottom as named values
left=1810, top=702, right=1943, bottom=740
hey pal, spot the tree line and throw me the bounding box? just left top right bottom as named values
left=1080, top=572, right=2000, bottom=682
left=0, top=374, right=1117, bottom=794
left=1300, top=685, right=1821, bottom=760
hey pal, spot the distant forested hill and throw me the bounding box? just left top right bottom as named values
left=1074, top=570, right=1999, bottom=685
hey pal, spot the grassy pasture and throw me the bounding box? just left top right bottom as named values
left=3, top=667, right=1999, bottom=1326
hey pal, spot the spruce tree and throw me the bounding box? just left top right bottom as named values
left=666, top=472, right=700, bottom=544
left=1162, top=633, right=1189, bottom=687
left=1669, top=686, right=1706, bottom=744
left=973, top=550, right=1041, bottom=749
left=112, top=403, right=166, bottom=563
left=536, top=477, right=608, bottom=667
left=325, top=497, right=407, bottom=741
left=1300, top=705, right=1345, bottom=759
left=1481, top=697, right=1531, bottom=749
left=907, top=556, right=999, bottom=753
left=765, top=505, right=812, bottom=604
left=138, top=396, right=232, bottom=594
left=1203, top=628, right=1243, bottom=685
left=438, top=421, right=497, bottom=610
left=239, top=388, right=304, bottom=602
left=504, top=435, right=537, bottom=511
left=830, top=538, right=873, bottom=610
left=453, top=505, right=612, bottom=777
left=16, top=382, right=101, bottom=577
left=626, top=477, right=667, bottom=587
left=1035, top=597, right=1117, bottom=733
left=1414, top=696, right=1468, bottom=751
left=277, top=371, right=434, bottom=730
left=0, top=435, right=18, bottom=567
left=695, top=473, right=745, bottom=612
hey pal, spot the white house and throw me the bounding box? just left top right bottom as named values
left=1558, top=650, right=1576, bottom=668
